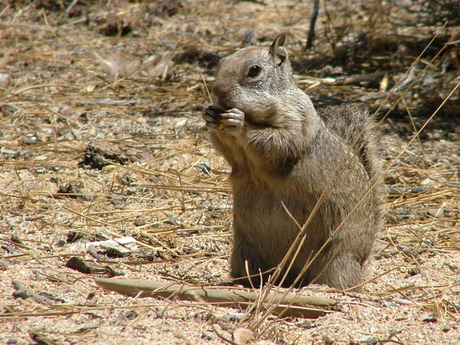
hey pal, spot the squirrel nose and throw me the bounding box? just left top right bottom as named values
left=212, top=80, right=227, bottom=101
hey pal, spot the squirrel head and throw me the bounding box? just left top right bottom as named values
left=211, top=33, right=297, bottom=125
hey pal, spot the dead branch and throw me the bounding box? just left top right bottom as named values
left=95, top=278, right=338, bottom=318
left=306, top=0, right=320, bottom=50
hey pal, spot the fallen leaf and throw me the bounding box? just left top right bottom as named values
left=233, top=328, right=255, bottom=345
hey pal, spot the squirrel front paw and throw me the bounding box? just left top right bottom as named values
left=203, top=106, right=223, bottom=129
left=219, top=108, right=245, bottom=130
left=203, top=106, right=245, bottom=131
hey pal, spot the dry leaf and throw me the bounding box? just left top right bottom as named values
left=93, top=52, right=141, bottom=79
left=233, top=328, right=255, bottom=345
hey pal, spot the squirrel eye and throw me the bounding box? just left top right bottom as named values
left=247, top=65, right=261, bottom=78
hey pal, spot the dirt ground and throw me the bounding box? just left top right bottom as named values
left=0, top=1, right=459, bottom=344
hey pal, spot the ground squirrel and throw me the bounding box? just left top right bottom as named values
left=203, top=32, right=385, bottom=289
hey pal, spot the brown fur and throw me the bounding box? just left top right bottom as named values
left=203, top=33, right=385, bottom=289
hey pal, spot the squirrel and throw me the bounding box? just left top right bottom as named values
left=203, top=32, right=385, bottom=289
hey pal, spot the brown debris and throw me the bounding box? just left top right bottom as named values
left=79, top=141, right=152, bottom=169
left=65, top=257, right=123, bottom=277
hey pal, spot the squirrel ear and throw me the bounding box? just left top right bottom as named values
left=241, top=29, right=257, bottom=47
left=269, top=33, right=287, bottom=66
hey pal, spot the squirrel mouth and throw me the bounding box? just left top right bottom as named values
left=212, top=98, right=231, bottom=111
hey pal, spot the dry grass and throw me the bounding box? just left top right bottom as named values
left=0, top=1, right=459, bottom=344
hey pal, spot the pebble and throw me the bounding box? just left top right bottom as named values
left=0, top=73, right=10, bottom=87
left=22, top=134, right=38, bottom=145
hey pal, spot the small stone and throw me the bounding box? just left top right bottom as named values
left=201, top=331, right=215, bottom=340
left=66, top=256, right=93, bottom=274
left=228, top=312, right=244, bottom=321
left=22, top=134, right=38, bottom=145
left=423, top=316, right=438, bottom=323
left=134, top=219, right=146, bottom=227
left=322, top=334, right=334, bottom=345
left=0, top=73, right=10, bottom=87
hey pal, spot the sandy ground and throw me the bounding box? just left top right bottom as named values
left=0, top=1, right=459, bottom=344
